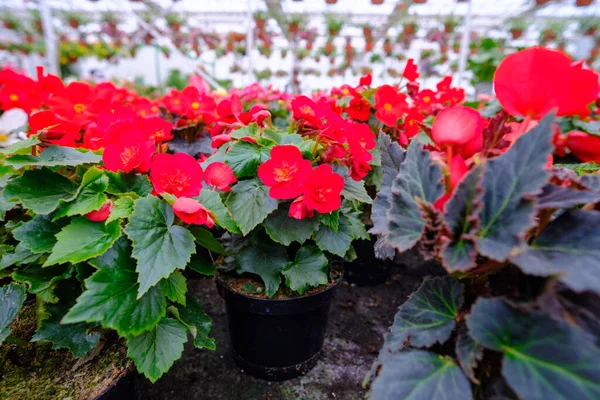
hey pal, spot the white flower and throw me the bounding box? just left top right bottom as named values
left=0, top=108, right=28, bottom=148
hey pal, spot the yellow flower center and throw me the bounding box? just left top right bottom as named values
left=423, top=96, right=431, bottom=103
left=342, top=88, right=349, bottom=95
left=0, top=133, right=7, bottom=143
left=191, top=102, right=200, bottom=110
left=383, top=103, right=392, bottom=111
left=300, top=105, right=314, bottom=116
left=9, top=94, right=18, bottom=102
left=274, top=163, right=298, bottom=182
left=73, top=103, right=86, bottom=113
left=174, top=99, right=181, bottom=105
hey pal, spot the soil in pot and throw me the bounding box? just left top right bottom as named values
left=216, top=264, right=343, bottom=381
left=345, top=235, right=393, bottom=286
left=0, top=304, right=133, bottom=400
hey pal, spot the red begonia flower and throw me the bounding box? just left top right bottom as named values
left=288, top=196, right=315, bottom=220
left=258, top=145, right=312, bottom=199
left=217, top=95, right=242, bottom=118
left=431, top=106, right=484, bottom=149
left=359, top=74, right=372, bottom=87
left=449, top=155, right=469, bottom=189
left=172, top=197, right=215, bottom=227
left=346, top=96, right=371, bottom=121
left=204, top=162, right=237, bottom=192
left=29, top=110, right=80, bottom=146
left=434, top=193, right=452, bottom=212
left=291, top=96, right=323, bottom=128
left=85, top=200, right=114, bottom=222
left=403, top=59, right=420, bottom=82
left=494, top=47, right=600, bottom=119
left=46, top=81, right=96, bottom=125
left=103, top=130, right=156, bottom=173
left=150, top=153, right=204, bottom=197
left=211, top=134, right=232, bottom=148
left=374, top=85, right=408, bottom=127
left=565, top=130, right=600, bottom=163
left=302, top=164, right=345, bottom=214
left=139, top=116, right=173, bottom=143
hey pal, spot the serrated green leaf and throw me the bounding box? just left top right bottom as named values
left=177, top=294, right=215, bottom=350
left=0, top=283, right=26, bottom=343
left=225, top=179, right=278, bottom=236
left=126, top=317, right=188, bottom=383
left=189, top=226, right=227, bottom=254
left=12, top=264, right=73, bottom=303
left=263, top=207, right=320, bottom=246
left=386, top=140, right=444, bottom=252
left=32, top=301, right=100, bottom=358
left=370, top=350, right=472, bottom=400
left=225, top=141, right=270, bottom=178
left=313, top=214, right=355, bottom=257
left=236, top=240, right=288, bottom=297
left=124, top=196, right=196, bottom=298
left=106, top=196, right=135, bottom=222
left=441, top=165, right=485, bottom=272
left=554, top=162, right=600, bottom=176
left=282, top=246, right=328, bottom=294
left=105, top=171, right=153, bottom=197
left=12, top=214, right=67, bottom=253
left=477, top=114, right=554, bottom=261
left=160, top=271, right=187, bottom=306
left=188, top=253, right=215, bottom=276
left=44, top=217, right=121, bottom=266
left=0, top=243, right=40, bottom=270
left=535, top=184, right=600, bottom=209
left=195, top=188, right=240, bottom=233
left=4, top=146, right=101, bottom=168
left=456, top=324, right=484, bottom=383
left=345, top=211, right=369, bottom=240
left=230, top=123, right=259, bottom=139
left=0, top=135, right=40, bottom=155
left=510, top=209, right=600, bottom=294
left=3, top=168, right=78, bottom=214
left=341, top=175, right=373, bottom=204
left=53, top=167, right=108, bottom=218
left=467, top=298, right=600, bottom=400
left=572, top=119, right=600, bottom=136
left=384, top=276, right=463, bottom=349
left=320, top=210, right=339, bottom=232
left=63, top=238, right=167, bottom=336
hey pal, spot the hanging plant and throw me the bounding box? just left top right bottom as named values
left=101, top=12, right=120, bottom=31
left=452, top=41, right=460, bottom=53
left=402, top=20, right=418, bottom=36
left=576, top=0, right=594, bottom=6
left=165, top=13, right=184, bottom=32
left=443, top=15, right=460, bottom=34
left=288, top=14, right=305, bottom=35
left=362, top=23, right=373, bottom=39
left=323, top=41, right=335, bottom=56
left=508, top=18, right=527, bottom=39
left=1, top=12, right=22, bottom=31
left=579, top=17, right=599, bottom=36
left=64, top=12, right=88, bottom=29
left=371, top=0, right=384, bottom=4
left=365, top=39, right=374, bottom=52
left=30, top=10, right=43, bottom=33
left=369, top=53, right=382, bottom=63
left=325, top=15, right=344, bottom=37
left=383, top=39, right=393, bottom=56
left=253, top=10, right=269, bottom=30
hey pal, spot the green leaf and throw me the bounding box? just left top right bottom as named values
left=188, top=253, right=215, bottom=276
left=313, top=214, right=355, bottom=257
left=160, top=271, right=187, bottom=306
left=282, top=246, right=328, bottom=294
left=126, top=317, right=188, bottom=383
left=370, top=350, right=472, bottom=400
left=536, top=184, right=600, bottom=209
left=106, top=196, right=135, bottom=222
left=54, top=167, right=109, bottom=218
left=12, top=214, right=67, bottom=253
left=341, top=176, right=373, bottom=204
left=263, top=207, right=320, bottom=246
left=4, top=146, right=102, bottom=168
left=370, top=134, right=405, bottom=235
left=467, top=298, right=600, bottom=400
left=0, top=283, right=26, bottom=343
left=63, top=238, right=167, bottom=336
left=320, top=210, right=339, bottom=232
left=441, top=165, right=485, bottom=272
left=510, top=209, right=600, bottom=294
left=386, top=140, right=444, bottom=252
left=477, top=114, right=554, bottom=261
left=3, top=168, right=78, bottom=214
left=225, top=141, right=269, bottom=178
left=384, top=276, right=463, bottom=348
left=345, top=211, right=369, bottom=240
left=230, top=123, right=259, bottom=139
left=124, top=196, right=196, bottom=298
left=0, top=243, right=40, bottom=270
left=195, top=189, right=240, bottom=233
left=241, top=282, right=262, bottom=294
left=572, top=119, right=600, bottom=136
left=189, top=226, right=227, bottom=255
left=105, top=171, right=153, bottom=197
left=177, top=294, right=215, bottom=350
left=236, top=240, right=288, bottom=297
left=44, top=217, right=121, bottom=266
left=12, top=264, right=73, bottom=303
left=554, top=162, right=600, bottom=176
left=0, top=135, right=40, bottom=155
left=225, top=179, right=278, bottom=236
left=456, top=324, right=484, bottom=383
left=32, top=301, right=100, bottom=358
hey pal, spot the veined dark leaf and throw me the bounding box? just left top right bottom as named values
left=225, top=179, right=277, bottom=236
left=370, top=350, right=472, bottom=400
left=313, top=214, right=355, bottom=257
left=536, top=184, right=600, bottom=209
left=441, top=165, right=485, bottom=272
left=160, top=271, right=187, bottom=306
left=385, top=140, right=444, bottom=252
left=189, top=226, right=227, bottom=255
left=3, top=146, right=101, bottom=168
left=456, top=324, right=484, bottom=383
left=236, top=240, right=288, bottom=298
left=467, top=298, right=600, bottom=400
left=12, top=264, right=73, bottom=303
left=105, top=171, right=153, bottom=197
left=476, top=113, right=554, bottom=261
left=53, top=167, right=109, bottom=218
left=263, top=207, right=320, bottom=246
left=384, top=276, right=463, bottom=349
left=580, top=174, right=600, bottom=192
left=510, top=209, right=600, bottom=294
left=0, top=283, right=26, bottom=343
left=12, top=214, right=67, bottom=254
left=195, top=189, right=240, bottom=233
left=224, top=141, right=270, bottom=178
left=282, top=246, right=328, bottom=294
left=176, top=294, right=215, bottom=350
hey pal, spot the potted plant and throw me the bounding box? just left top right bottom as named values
left=402, top=19, right=418, bottom=35
left=101, top=12, right=120, bottom=31
left=443, top=15, right=460, bottom=34
left=288, top=14, right=305, bottom=35
left=205, top=118, right=375, bottom=380
left=508, top=18, right=527, bottom=39
left=165, top=13, right=184, bottom=32
left=383, top=38, right=393, bottom=55
left=0, top=99, right=217, bottom=388
left=325, top=15, right=344, bottom=37
left=362, top=23, right=373, bottom=39
left=253, top=10, right=269, bottom=30
left=64, top=12, right=88, bottom=29
left=1, top=12, right=22, bottom=30
left=30, top=10, right=43, bottom=33
left=576, top=0, right=594, bottom=6
left=541, top=21, right=564, bottom=43
left=366, top=110, right=600, bottom=400
left=579, top=17, right=599, bottom=36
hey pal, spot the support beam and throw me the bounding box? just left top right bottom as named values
left=457, top=0, right=473, bottom=86
left=40, top=0, right=58, bottom=76
left=245, top=0, right=254, bottom=85
left=376, top=0, right=413, bottom=40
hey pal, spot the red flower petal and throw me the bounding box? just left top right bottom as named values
left=85, top=200, right=114, bottom=222
left=204, top=162, right=236, bottom=192
left=173, top=197, right=215, bottom=227
left=431, top=106, right=483, bottom=149
left=150, top=153, right=203, bottom=197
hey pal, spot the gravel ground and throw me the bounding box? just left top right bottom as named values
left=136, top=250, right=445, bottom=400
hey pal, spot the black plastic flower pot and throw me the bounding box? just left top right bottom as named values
left=344, top=235, right=393, bottom=286
left=216, top=271, right=342, bottom=381
left=93, top=373, right=135, bottom=400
